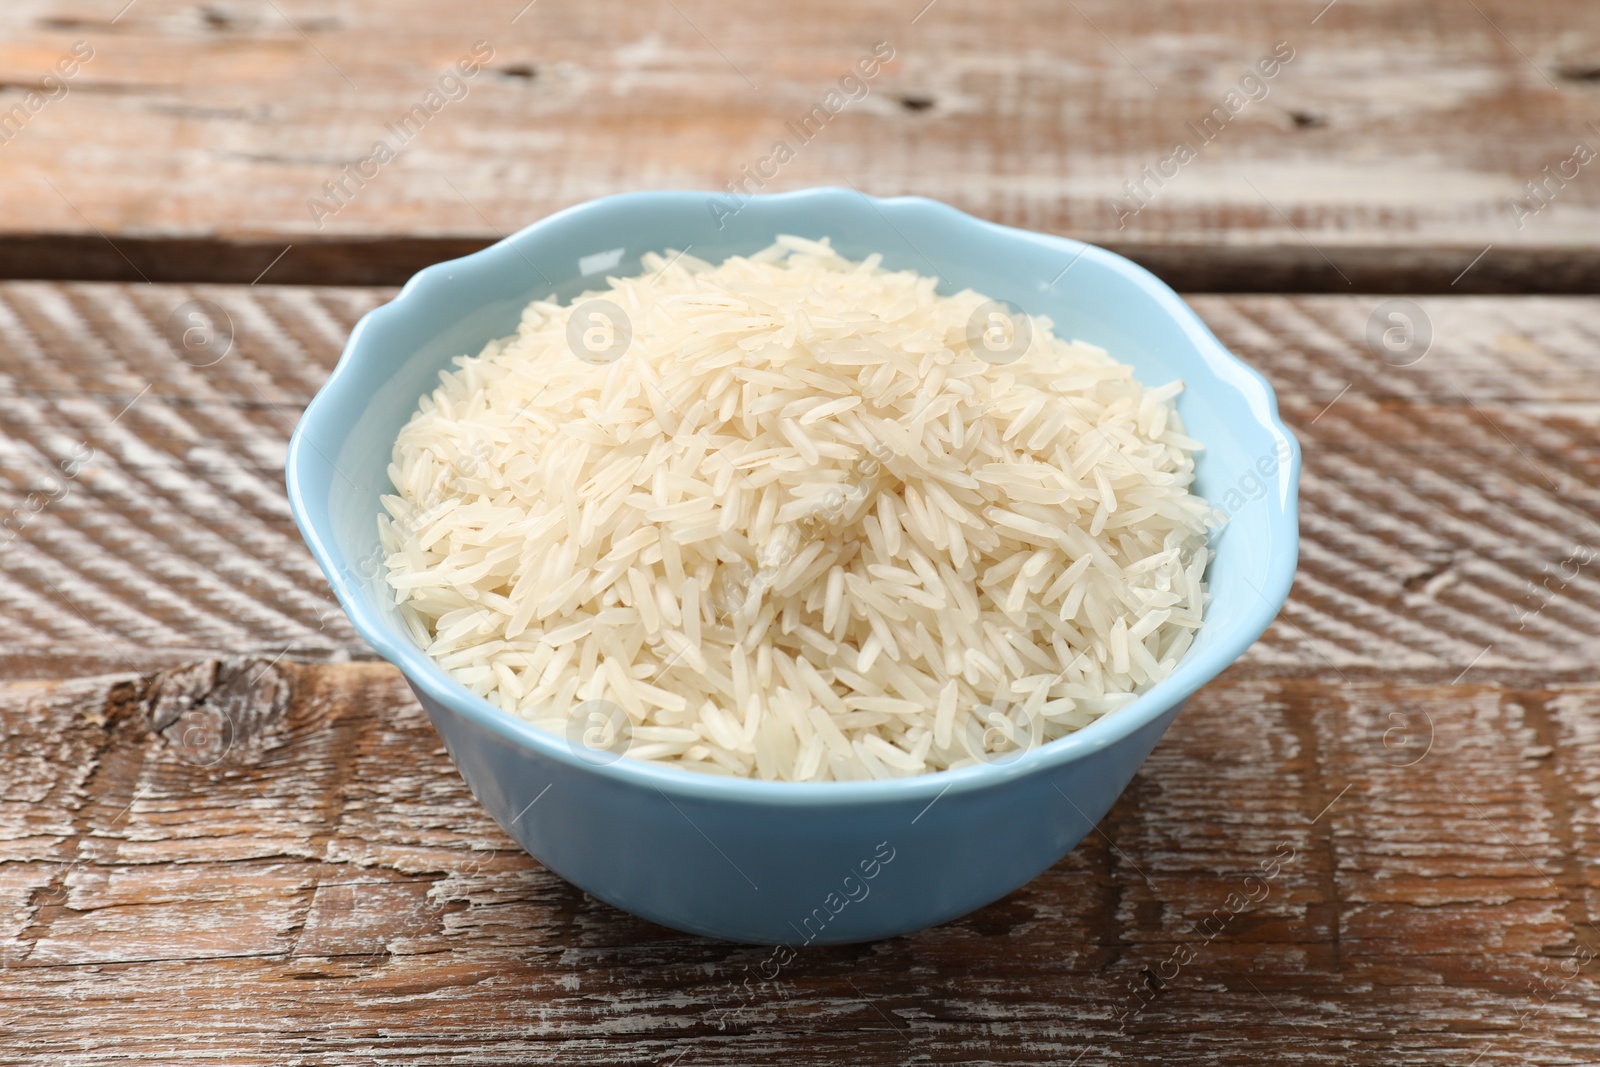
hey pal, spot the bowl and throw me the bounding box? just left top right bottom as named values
left=286, top=187, right=1299, bottom=945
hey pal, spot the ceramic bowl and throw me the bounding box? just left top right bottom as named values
left=286, top=187, right=1300, bottom=945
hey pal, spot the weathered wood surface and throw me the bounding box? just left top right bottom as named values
left=2, top=1, right=1600, bottom=290
left=0, top=283, right=1597, bottom=1062
left=5, top=665, right=1600, bottom=1065
left=2, top=284, right=1596, bottom=677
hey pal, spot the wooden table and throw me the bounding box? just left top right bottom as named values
left=2, top=2, right=1598, bottom=1063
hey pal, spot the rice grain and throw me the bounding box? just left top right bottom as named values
left=380, top=239, right=1215, bottom=780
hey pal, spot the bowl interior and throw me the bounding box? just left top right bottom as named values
left=288, top=187, right=1298, bottom=792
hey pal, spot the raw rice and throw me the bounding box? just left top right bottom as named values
left=380, top=237, right=1215, bottom=780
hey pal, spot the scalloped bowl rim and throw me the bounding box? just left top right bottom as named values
left=286, top=187, right=1300, bottom=808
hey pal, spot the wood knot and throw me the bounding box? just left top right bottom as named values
left=146, top=658, right=293, bottom=768
left=1555, top=58, right=1600, bottom=82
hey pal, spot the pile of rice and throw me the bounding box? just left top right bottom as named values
left=379, top=237, right=1214, bottom=780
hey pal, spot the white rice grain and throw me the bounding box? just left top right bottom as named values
left=380, top=238, right=1215, bottom=780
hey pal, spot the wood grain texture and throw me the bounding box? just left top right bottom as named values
left=2, top=1, right=1600, bottom=288
left=4, top=662, right=1600, bottom=1064
left=2, top=283, right=1596, bottom=678
left=0, top=282, right=1596, bottom=1061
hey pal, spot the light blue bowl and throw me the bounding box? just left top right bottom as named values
left=286, top=187, right=1299, bottom=945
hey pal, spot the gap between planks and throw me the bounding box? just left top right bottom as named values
left=1, top=235, right=1595, bottom=294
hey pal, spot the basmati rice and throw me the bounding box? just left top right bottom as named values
left=380, top=237, right=1215, bottom=780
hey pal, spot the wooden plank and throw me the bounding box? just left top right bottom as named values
left=1, top=1, right=1600, bottom=289
left=1, top=284, right=1596, bottom=680
left=3, top=661, right=1598, bottom=1063
left=0, top=279, right=1595, bottom=1059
